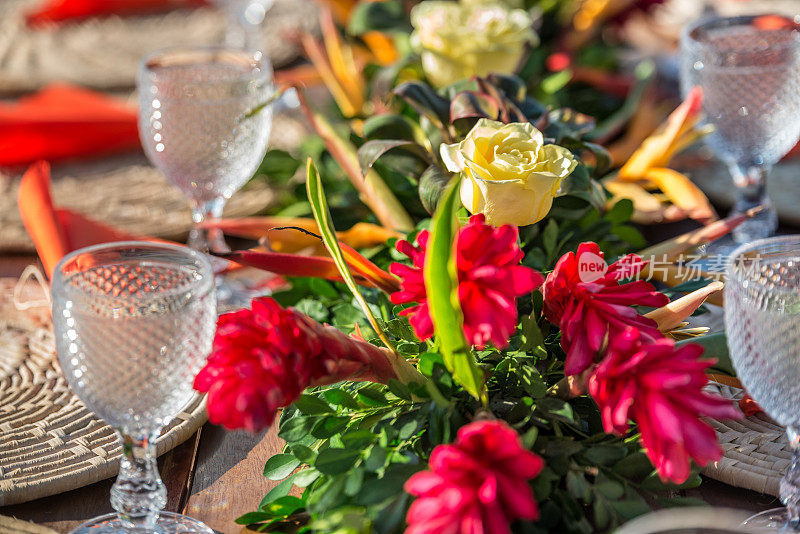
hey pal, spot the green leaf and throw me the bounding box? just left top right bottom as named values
left=542, top=219, right=559, bottom=256
left=293, top=394, right=334, bottom=415
left=311, top=416, right=350, bottom=439
left=293, top=468, right=320, bottom=487
left=593, top=498, right=611, bottom=530
left=323, top=388, right=360, bottom=409
left=305, top=159, right=395, bottom=352
left=294, top=298, right=329, bottom=323
left=387, top=378, right=412, bottom=401
left=314, top=447, right=361, bottom=476
left=605, top=198, right=634, bottom=223
left=308, top=278, right=339, bottom=299
left=341, top=429, right=377, bottom=450
left=418, top=352, right=445, bottom=376
left=393, top=81, right=451, bottom=135
left=290, top=444, right=316, bottom=463
left=424, top=179, right=486, bottom=402
left=357, top=384, right=389, bottom=406
left=566, top=471, right=591, bottom=502
left=278, top=416, right=316, bottom=442
left=353, top=464, right=423, bottom=506
left=362, top=114, right=418, bottom=142
left=357, top=140, right=431, bottom=178
left=364, top=445, right=388, bottom=472
left=418, top=165, right=451, bottom=215
left=345, top=467, right=365, bottom=496
left=257, top=496, right=306, bottom=520
left=584, top=445, right=628, bottom=466
left=235, top=511, right=274, bottom=525
left=613, top=452, right=654, bottom=479
left=347, top=0, right=408, bottom=35
left=610, top=499, right=651, bottom=520
left=258, top=472, right=298, bottom=509
left=642, top=471, right=702, bottom=491
left=595, top=480, right=624, bottom=500
left=449, top=91, right=500, bottom=122
left=263, top=453, right=301, bottom=481
left=255, top=149, right=301, bottom=184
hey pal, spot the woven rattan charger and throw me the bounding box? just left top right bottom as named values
left=0, top=277, right=207, bottom=506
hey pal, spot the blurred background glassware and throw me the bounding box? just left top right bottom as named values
left=680, top=14, right=800, bottom=244
left=51, top=242, right=217, bottom=533
left=210, top=0, right=274, bottom=52
left=137, top=46, right=274, bottom=254
left=725, top=235, right=800, bottom=531
left=613, top=507, right=753, bottom=533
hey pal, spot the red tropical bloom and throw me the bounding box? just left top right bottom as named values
left=542, top=242, right=669, bottom=376
left=193, top=297, right=397, bottom=432
left=404, top=420, right=544, bottom=534
left=589, top=328, right=741, bottom=483
left=390, top=214, right=544, bottom=349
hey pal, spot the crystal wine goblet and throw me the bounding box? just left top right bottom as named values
left=137, top=46, right=274, bottom=254
left=725, top=235, right=800, bottom=531
left=51, top=242, right=217, bottom=533
left=680, top=15, right=800, bottom=244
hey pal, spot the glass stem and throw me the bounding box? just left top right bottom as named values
left=189, top=198, right=228, bottom=254
left=782, top=428, right=800, bottom=530
left=110, top=431, right=166, bottom=530
left=728, top=163, right=778, bottom=242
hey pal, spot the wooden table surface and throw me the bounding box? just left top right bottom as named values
left=0, top=253, right=780, bottom=534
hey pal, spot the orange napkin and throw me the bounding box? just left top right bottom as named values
left=18, top=161, right=155, bottom=277
left=26, top=0, right=208, bottom=27
left=0, top=84, right=141, bottom=168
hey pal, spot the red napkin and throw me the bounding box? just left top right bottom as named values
left=18, top=161, right=158, bottom=277
left=0, top=84, right=141, bottom=168
left=26, top=0, right=209, bottom=27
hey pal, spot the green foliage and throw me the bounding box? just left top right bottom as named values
left=232, top=13, right=714, bottom=533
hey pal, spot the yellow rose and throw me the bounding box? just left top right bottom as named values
left=410, top=1, right=537, bottom=88
left=440, top=119, right=578, bottom=227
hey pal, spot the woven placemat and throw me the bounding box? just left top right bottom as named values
left=0, top=0, right=318, bottom=94
left=0, top=154, right=278, bottom=253
left=702, top=382, right=788, bottom=497
left=0, top=277, right=207, bottom=506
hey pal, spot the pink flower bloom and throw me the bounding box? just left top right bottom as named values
left=404, top=420, right=544, bottom=534
left=390, top=214, right=544, bottom=349
left=542, top=242, right=669, bottom=376
left=589, top=328, right=741, bottom=483
left=193, top=297, right=397, bottom=432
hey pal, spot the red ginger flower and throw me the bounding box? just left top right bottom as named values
left=193, top=297, right=397, bottom=432
left=390, top=214, right=543, bottom=349
left=542, top=242, right=669, bottom=376
left=404, top=420, right=544, bottom=534
left=589, top=328, right=741, bottom=483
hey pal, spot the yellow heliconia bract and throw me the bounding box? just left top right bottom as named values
left=440, top=119, right=578, bottom=227
left=410, top=1, right=537, bottom=88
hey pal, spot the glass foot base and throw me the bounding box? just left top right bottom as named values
left=70, top=512, right=214, bottom=534
left=742, top=507, right=798, bottom=532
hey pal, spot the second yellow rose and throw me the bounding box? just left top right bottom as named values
left=410, top=1, right=537, bottom=88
